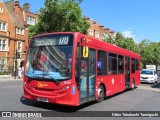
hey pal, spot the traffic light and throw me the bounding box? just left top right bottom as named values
left=17, top=53, right=21, bottom=59
left=15, top=51, right=21, bottom=59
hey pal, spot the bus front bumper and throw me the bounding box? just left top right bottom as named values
left=23, top=84, right=79, bottom=106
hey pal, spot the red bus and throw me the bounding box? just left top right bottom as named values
left=23, top=32, right=140, bottom=106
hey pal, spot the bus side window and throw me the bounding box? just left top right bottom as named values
left=132, top=58, right=136, bottom=73
left=135, top=59, right=139, bottom=70
left=118, top=55, right=124, bottom=74
left=108, top=53, right=117, bottom=75
left=75, top=44, right=80, bottom=79
left=97, top=50, right=107, bottom=75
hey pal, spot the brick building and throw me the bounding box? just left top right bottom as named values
left=86, top=17, right=116, bottom=40
left=0, top=0, right=115, bottom=74
left=0, top=0, right=37, bottom=74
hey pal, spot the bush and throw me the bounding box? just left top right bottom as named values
left=0, top=72, right=5, bottom=75
left=0, top=71, right=8, bottom=75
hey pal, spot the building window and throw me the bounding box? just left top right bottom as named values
left=0, top=58, right=6, bottom=72
left=108, top=53, right=117, bottom=75
left=0, top=7, right=4, bottom=13
left=27, top=16, right=35, bottom=25
left=0, top=39, right=7, bottom=51
left=95, top=32, right=99, bottom=38
left=16, top=28, right=24, bottom=35
left=0, top=21, right=7, bottom=31
left=89, top=30, right=93, bottom=36
left=97, top=50, right=107, bottom=75
left=17, top=41, right=22, bottom=52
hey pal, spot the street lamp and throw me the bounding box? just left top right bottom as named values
left=13, top=49, right=21, bottom=79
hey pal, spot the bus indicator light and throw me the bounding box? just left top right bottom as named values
left=72, top=86, right=75, bottom=94
left=112, top=78, right=115, bottom=84
left=59, top=85, right=70, bottom=94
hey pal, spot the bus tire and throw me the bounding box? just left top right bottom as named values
left=154, top=79, right=157, bottom=84
left=97, top=85, right=104, bottom=103
left=131, top=80, right=135, bottom=90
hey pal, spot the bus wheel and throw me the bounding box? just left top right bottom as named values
left=97, top=85, right=104, bottom=103
left=131, top=80, right=135, bottom=90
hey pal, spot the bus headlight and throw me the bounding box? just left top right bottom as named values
left=59, top=85, right=70, bottom=94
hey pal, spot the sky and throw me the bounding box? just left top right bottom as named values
left=3, top=0, right=160, bottom=43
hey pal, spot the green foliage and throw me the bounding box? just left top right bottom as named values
left=104, top=32, right=139, bottom=53
left=138, top=39, right=151, bottom=67
left=104, top=33, right=160, bottom=68
left=29, top=0, right=89, bottom=38
left=0, top=71, right=7, bottom=75
left=104, top=34, right=115, bottom=44
left=139, top=40, right=160, bottom=67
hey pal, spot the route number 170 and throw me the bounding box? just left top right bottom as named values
left=59, top=37, right=69, bottom=45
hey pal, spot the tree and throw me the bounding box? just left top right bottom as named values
left=138, top=40, right=160, bottom=68
left=104, top=34, right=115, bottom=44
left=114, top=32, right=125, bottom=47
left=29, top=0, right=90, bottom=37
left=147, top=42, right=160, bottom=66
left=124, top=38, right=139, bottom=53
left=104, top=32, right=160, bottom=69
left=104, top=32, right=139, bottom=54
left=67, top=0, right=83, bottom=4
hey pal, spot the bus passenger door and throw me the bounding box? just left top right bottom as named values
left=125, top=56, right=130, bottom=88
left=88, top=49, right=96, bottom=101
left=79, top=49, right=96, bottom=104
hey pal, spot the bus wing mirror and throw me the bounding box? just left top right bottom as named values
left=83, top=46, right=89, bottom=58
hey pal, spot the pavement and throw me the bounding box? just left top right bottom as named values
left=138, top=84, right=160, bottom=92
left=0, top=75, right=23, bottom=81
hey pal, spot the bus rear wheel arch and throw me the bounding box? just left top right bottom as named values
left=97, top=84, right=106, bottom=103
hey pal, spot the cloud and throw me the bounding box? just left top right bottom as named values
left=122, top=30, right=135, bottom=39
left=140, top=35, right=144, bottom=39
left=121, top=30, right=144, bottom=43
left=127, top=27, right=133, bottom=30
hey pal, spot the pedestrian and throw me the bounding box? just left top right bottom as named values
left=18, top=66, right=22, bottom=79
left=21, top=66, right=24, bottom=77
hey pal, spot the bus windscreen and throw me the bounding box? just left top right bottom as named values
left=25, top=34, right=73, bottom=81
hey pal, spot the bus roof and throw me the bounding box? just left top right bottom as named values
left=84, top=33, right=140, bottom=58
left=30, top=32, right=140, bottom=59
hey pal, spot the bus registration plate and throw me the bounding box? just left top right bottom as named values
left=37, top=97, right=49, bottom=102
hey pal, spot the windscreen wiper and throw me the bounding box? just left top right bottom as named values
left=46, top=74, right=60, bottom=85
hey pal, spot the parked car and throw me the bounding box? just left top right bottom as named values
left=140, top=69, right=157, bottom=83
left=157, top=71, right=160, bottom=83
